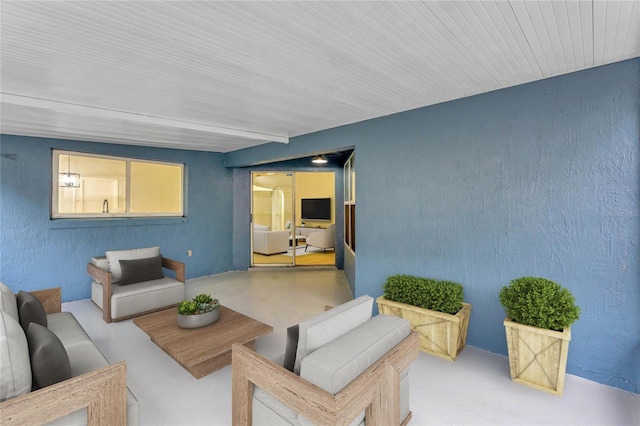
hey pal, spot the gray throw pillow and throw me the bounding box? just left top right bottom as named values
left=106, top=246, right=161, bottom=284
left=283, top=324, right=299, bottom=372
left=17, top=291, right=47, bottom=333
left=118, top=256, right=164, bottom=285
left=27, top=322, right=72, bottom=389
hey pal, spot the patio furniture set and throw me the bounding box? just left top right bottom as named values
left=1, top=245, right=418, bottom=425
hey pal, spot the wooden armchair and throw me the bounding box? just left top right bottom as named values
left=87, top=255, right=185, bottom=323
left=0, top=288, right=128, bottom=425
left=232, top=331, right=419, bottom=426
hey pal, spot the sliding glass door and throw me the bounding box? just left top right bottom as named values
left=251, top=172, right=295, bottom=266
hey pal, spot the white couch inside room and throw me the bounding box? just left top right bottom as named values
left=253, top=224, right=290, bottom=255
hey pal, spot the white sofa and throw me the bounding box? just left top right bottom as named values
left=0, top=283, right=138, bottom=425
left=253, top=225, right=290, bottom=255
left=88, top=246, right=185, bottom=323
left=232, top=295, right=419, bottom=425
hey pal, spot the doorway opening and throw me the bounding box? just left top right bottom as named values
left=251, top=171, right=336, bottom=267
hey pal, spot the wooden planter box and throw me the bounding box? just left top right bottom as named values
left=503, top=318, right=571, bottom=395
left=376, top=297, right=472, bottom=361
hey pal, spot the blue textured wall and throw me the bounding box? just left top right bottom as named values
left=0, top=59, right=637, bottom=393
left=354, top=61, right=638, bottom=393
left=226, top=59, right=640, bottom=393
left=0, top=136, right=234, bottom=302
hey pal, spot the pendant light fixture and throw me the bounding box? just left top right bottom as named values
left=58, top=155, right=81, bottom=188
left=312, top=155, right=327, bottom=164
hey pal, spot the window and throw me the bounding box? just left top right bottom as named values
left=344, top=152, right=355, bottom=253
left=52, top=150, right=184, bottom=218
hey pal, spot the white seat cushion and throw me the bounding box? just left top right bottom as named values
left=92, top=278, right=184, bottom=320
left=300, top=314, right=410, bottom=394
left=294, top=295, right=373, bottom=374
left=253, top=387, right=300, bottom=425
left=299, top=314, right=411, bottom=426
left=47, top=312, right=93, bottom=350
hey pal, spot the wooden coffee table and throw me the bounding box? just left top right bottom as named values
left=133, top=306, right=273, bottom=378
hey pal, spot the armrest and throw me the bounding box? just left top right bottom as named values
left=232, top=343, right=334, bottom=424
left=87, top=262, right=113, bottom=323
left=162, top=257, right=185, bottom=283
left=0, top=361, right=127, bottom=425
left=232, top=331, right=420, bottom=426
left=30, top=287, right=61, bottom=314
left=87, top=262, right=110, bottom=285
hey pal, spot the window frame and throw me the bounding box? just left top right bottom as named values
left=344, top=152, right=355, bottom=254
left=51, top=150, right=185, bottom=219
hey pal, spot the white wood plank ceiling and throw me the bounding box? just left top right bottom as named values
left=1, top=1, right=638, bottom=153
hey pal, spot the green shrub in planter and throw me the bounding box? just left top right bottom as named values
left=499, top=277, right=580, bottom=331
left=383, top=274, right=463, bottom=315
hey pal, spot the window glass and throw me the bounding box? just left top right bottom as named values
left=53, top=150, right=183, bottom=218
left=130, top=161, right=182, bottom=214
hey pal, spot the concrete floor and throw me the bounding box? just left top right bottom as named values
left=64, top=269, right=639, bottom=425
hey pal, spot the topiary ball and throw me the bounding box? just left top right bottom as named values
left=499, top=277, right=580, bottom=331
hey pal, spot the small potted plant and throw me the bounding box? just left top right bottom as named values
left=376, top=274, right=472, bottom=361
left=500, top=277, right=580, bottom=395
left=177, top=294, right=221, bottom=329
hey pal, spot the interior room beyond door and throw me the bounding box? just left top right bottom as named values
left=252, top=172, right=294, bottom=266
left=251, top=171, right=336, bottom=267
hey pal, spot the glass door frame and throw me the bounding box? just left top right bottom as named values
left=250, top=171, right=297, bottom=267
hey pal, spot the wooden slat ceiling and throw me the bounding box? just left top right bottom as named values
left=1, top=1, right=638, bottom=153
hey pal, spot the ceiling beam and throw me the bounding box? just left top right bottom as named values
left=0, top=93, right=290, bottom=144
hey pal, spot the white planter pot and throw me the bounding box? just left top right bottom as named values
left=177, top=309, right=220, bottom=329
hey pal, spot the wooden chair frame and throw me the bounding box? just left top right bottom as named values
left=0, top=288, right=128, bottom=426
left=232, top=331, right=419, bottom=426
left=87, top=256, right=185, bottom=323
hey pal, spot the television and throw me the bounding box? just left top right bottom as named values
left=301, top=198, right=331, bottom=221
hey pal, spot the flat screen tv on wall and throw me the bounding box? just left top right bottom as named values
left=301, top=198, right=331, bottom=221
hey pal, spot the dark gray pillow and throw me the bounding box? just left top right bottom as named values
left=17, top=290, right=47, bottom=333
left=283, top=324, right=299, bottom=372
left=27, top=322, right=72, bottom=389
left=118, top=256, right=164, bottom=285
